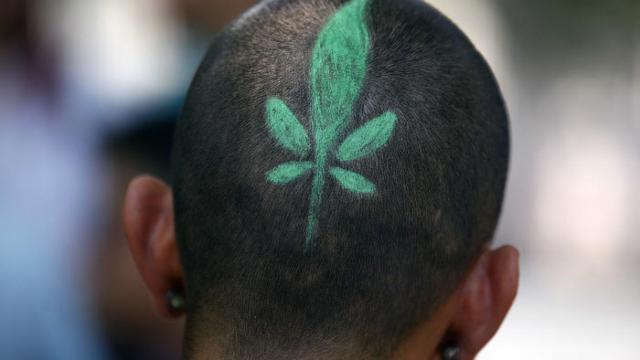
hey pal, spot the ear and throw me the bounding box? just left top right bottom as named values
left=123, top=175, right=185, bottom=318
left=447, top=245, right=519, bottom=359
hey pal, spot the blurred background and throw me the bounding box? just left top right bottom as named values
left=0, top=0, right=637, bottom=359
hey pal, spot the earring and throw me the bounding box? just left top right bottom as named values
left=165, top=289, right=186, bottom=312
left=440, top=342, right=460, bottom=360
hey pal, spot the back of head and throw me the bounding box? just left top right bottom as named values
left=172, top=0, right=509, bottom=358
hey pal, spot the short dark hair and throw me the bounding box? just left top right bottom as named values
left=172, top=0, right=509, bottom=358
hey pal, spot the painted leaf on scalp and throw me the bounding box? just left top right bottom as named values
left=337, top=111, right=397, bottom=162
left=310, top=0, right=370, bottom=150
left=266, top=97, right=311, bottom=157
left=267, top=161, right=315, bottom=184
left=330, top=167, right=376, bottom=194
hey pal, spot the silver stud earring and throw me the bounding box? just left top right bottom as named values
left=166, top=289, right=186, bottom=312
left=441, top=342, right=460, bottom=360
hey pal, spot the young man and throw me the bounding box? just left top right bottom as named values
left=124, top=0, right=518, bottom=358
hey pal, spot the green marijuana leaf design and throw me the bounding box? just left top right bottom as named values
left=265, top=0, right=398, bottom=250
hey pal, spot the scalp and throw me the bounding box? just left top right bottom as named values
left=172, top=0, right=508, bottom=358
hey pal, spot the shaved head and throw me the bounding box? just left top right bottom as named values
left=171, top=0, right=509, bottom=358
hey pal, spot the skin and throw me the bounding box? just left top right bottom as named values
left=124, top=175, right=519, bottom=360
left=94, top=158, right=183, bottom=357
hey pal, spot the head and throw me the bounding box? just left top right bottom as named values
left=124, top=0, right=518, bottom=359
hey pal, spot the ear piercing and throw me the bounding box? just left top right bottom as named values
left=166, top=289, right=186, bottom=312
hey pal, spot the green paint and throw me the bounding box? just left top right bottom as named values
left=306, top=0, right=371, bottom=248
left=310, top=0, right=370, bottom=145
left=330, top=167, right=376, bottom=194
left=337, top=111, right=397, bottom=162
left=266, top=97, right=311, bottom=157
left=267, top=161, right=314, bottom=184
left=264, top=0, right=398, bottom=250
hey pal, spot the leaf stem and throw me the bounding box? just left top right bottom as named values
left=305, top=153, right=327, bottom=250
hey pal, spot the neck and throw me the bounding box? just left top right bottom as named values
left=182, top=304, right=456, bottom=360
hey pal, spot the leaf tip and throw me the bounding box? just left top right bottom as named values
left=336, top=110, right=398, bottom=162
left=265, top=97, right=311, bottom=157
left=330, top=167, right=376, bottom=194
left=266, top=161, right=314, bottom=185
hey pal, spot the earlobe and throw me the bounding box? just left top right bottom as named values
left=447, top=245, right=519, bottom=359
left=123, top=175, right=186, bottom=318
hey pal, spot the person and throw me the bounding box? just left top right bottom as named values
left=123, top=0, right=519, bottom=359
left=0, top=1, right=108, bottom=359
